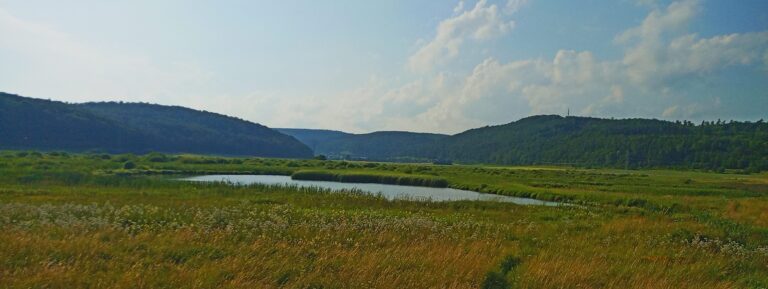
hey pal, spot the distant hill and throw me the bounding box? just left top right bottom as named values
left=277, top=128, right=447, bottom=161
left=275, top=128, right=352, bottom=153
left=429, top=115, right=768, bottom=171
left=285, top=115, right=768, bottom=171
left=0, top=92, right=312, bottom=158
left=3, top=91, right=765, bottom=170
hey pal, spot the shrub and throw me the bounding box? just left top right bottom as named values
left=290, top=170, right=449, bottom=188
left=499, top=255, right=521, bottom=274
left=123, top=161, right=136, bottom=170
left=625, top=198, right=648, bottom=208
left=144, top=152, right=169, bottom=162
left=481, top=271, right=510, bottom=289
left=114, top=154, right=134, bottom=162
left=290, top=171, right=337, bottom=182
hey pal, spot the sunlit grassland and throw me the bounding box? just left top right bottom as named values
left=0, top=182, right=560, bottom=288
left=1, top=151, right=767, bottom=288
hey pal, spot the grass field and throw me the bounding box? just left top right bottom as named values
left=1, top=151, right=767, bottom=288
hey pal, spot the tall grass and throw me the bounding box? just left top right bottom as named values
left=0, top=183, right=519, bottom=288
left=2, top=151, right=768, bottom=288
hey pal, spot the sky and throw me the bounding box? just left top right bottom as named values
left=1, top=0, right=767, bottom=134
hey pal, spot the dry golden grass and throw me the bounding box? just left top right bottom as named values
left=0, top=203, right=519, bottom=289
left=516, top=216, right=761, bottom=289
left=724, top=199, right=768, bottom=228
left=2, top=153, right=768, bottom=288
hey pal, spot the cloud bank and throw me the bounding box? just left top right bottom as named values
left=1, top=0, right=766, bottom=134
left=408, top=0, right=523, bottom=73
left=324, top=0, right=768, bottom=133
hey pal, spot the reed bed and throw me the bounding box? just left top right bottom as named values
left=291, top=170, right=449, bottom=188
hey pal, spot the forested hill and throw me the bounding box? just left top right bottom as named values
left=283, top=115, right=767, bottom=171
left=277, top=128, right=447, bottom=161
left=275, top=128, right=353, bottom=153
left=3, top=91, right=765, bottom=170
left=0, top=92, right=313, bottom=158
left=429, top=115, right=768, bottom=171
left=0, top=93, right=148, bottom=152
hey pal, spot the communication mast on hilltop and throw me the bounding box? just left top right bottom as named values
left=567, top=108, right=570, bottom=117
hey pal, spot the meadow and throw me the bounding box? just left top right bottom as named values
left=0, top=151, right=767, bottom=288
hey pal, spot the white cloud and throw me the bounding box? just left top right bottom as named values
left=200, top=0, right=768, bottom=133
left=4, top=1, right=765, bottom=135
left=617, top=0, right=699, bottom=44
left=416, top=58, right=547, bottom=129
left=618, top=0, right=700, bottom=83
left=582, top=85, right=625, bottom=116
left=388, top=0, right=768, bottom=132
left=662, top=105, right=679, bottom=117
left=408, top=0, right=520, bottom=73
left=552, top=50, right=599, bottom=84
left=659, top=101, right=720, bottom=119
left=614, top=0, right=768, bottom=85
left=504, top=0, right=529, bottom=14
left=453, top=1, right=465, bottom=14
left=665, top=32, right=768, bottom=73
left=613, top=2, right=765, bottom=108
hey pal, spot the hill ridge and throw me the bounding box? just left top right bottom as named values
left=0, top=92, right=312, bottom=158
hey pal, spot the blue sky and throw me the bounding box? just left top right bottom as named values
left=1, top=0, right=766, bottom=133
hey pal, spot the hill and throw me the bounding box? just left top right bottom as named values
left=0, top=93, right=149, bottom=152
left=3, top=91, right=765, bottom=170
left=430, top=115, right=768, bottom=171
left=275, top=128, right=352, bottom=153
left=277, top=128, right=447, bottom=161
left=284, top=115, right=768, bottom=171
left=0, top=92, right=312, bottom=158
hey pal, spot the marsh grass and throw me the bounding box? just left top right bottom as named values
left=518, top=216, right=768, bottom=288
left=291, top=170, right=449, bottom=188
left=1, top=151, right=767, bottom=288
left=0, top=184, right=525, bottom=288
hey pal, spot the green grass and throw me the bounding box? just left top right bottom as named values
left=0, top=151, right=767, bottom=288
left=291, top=170, right=449, bottom=187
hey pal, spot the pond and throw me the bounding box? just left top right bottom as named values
left=182, top=175, right=563, bottom=206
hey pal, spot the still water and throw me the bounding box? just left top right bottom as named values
left=183, top=175, right=562, bottom=206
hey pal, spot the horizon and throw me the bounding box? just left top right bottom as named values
left=1, top=0, right=767, bottom=134
left=2, top=90, right=765, bottom=135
